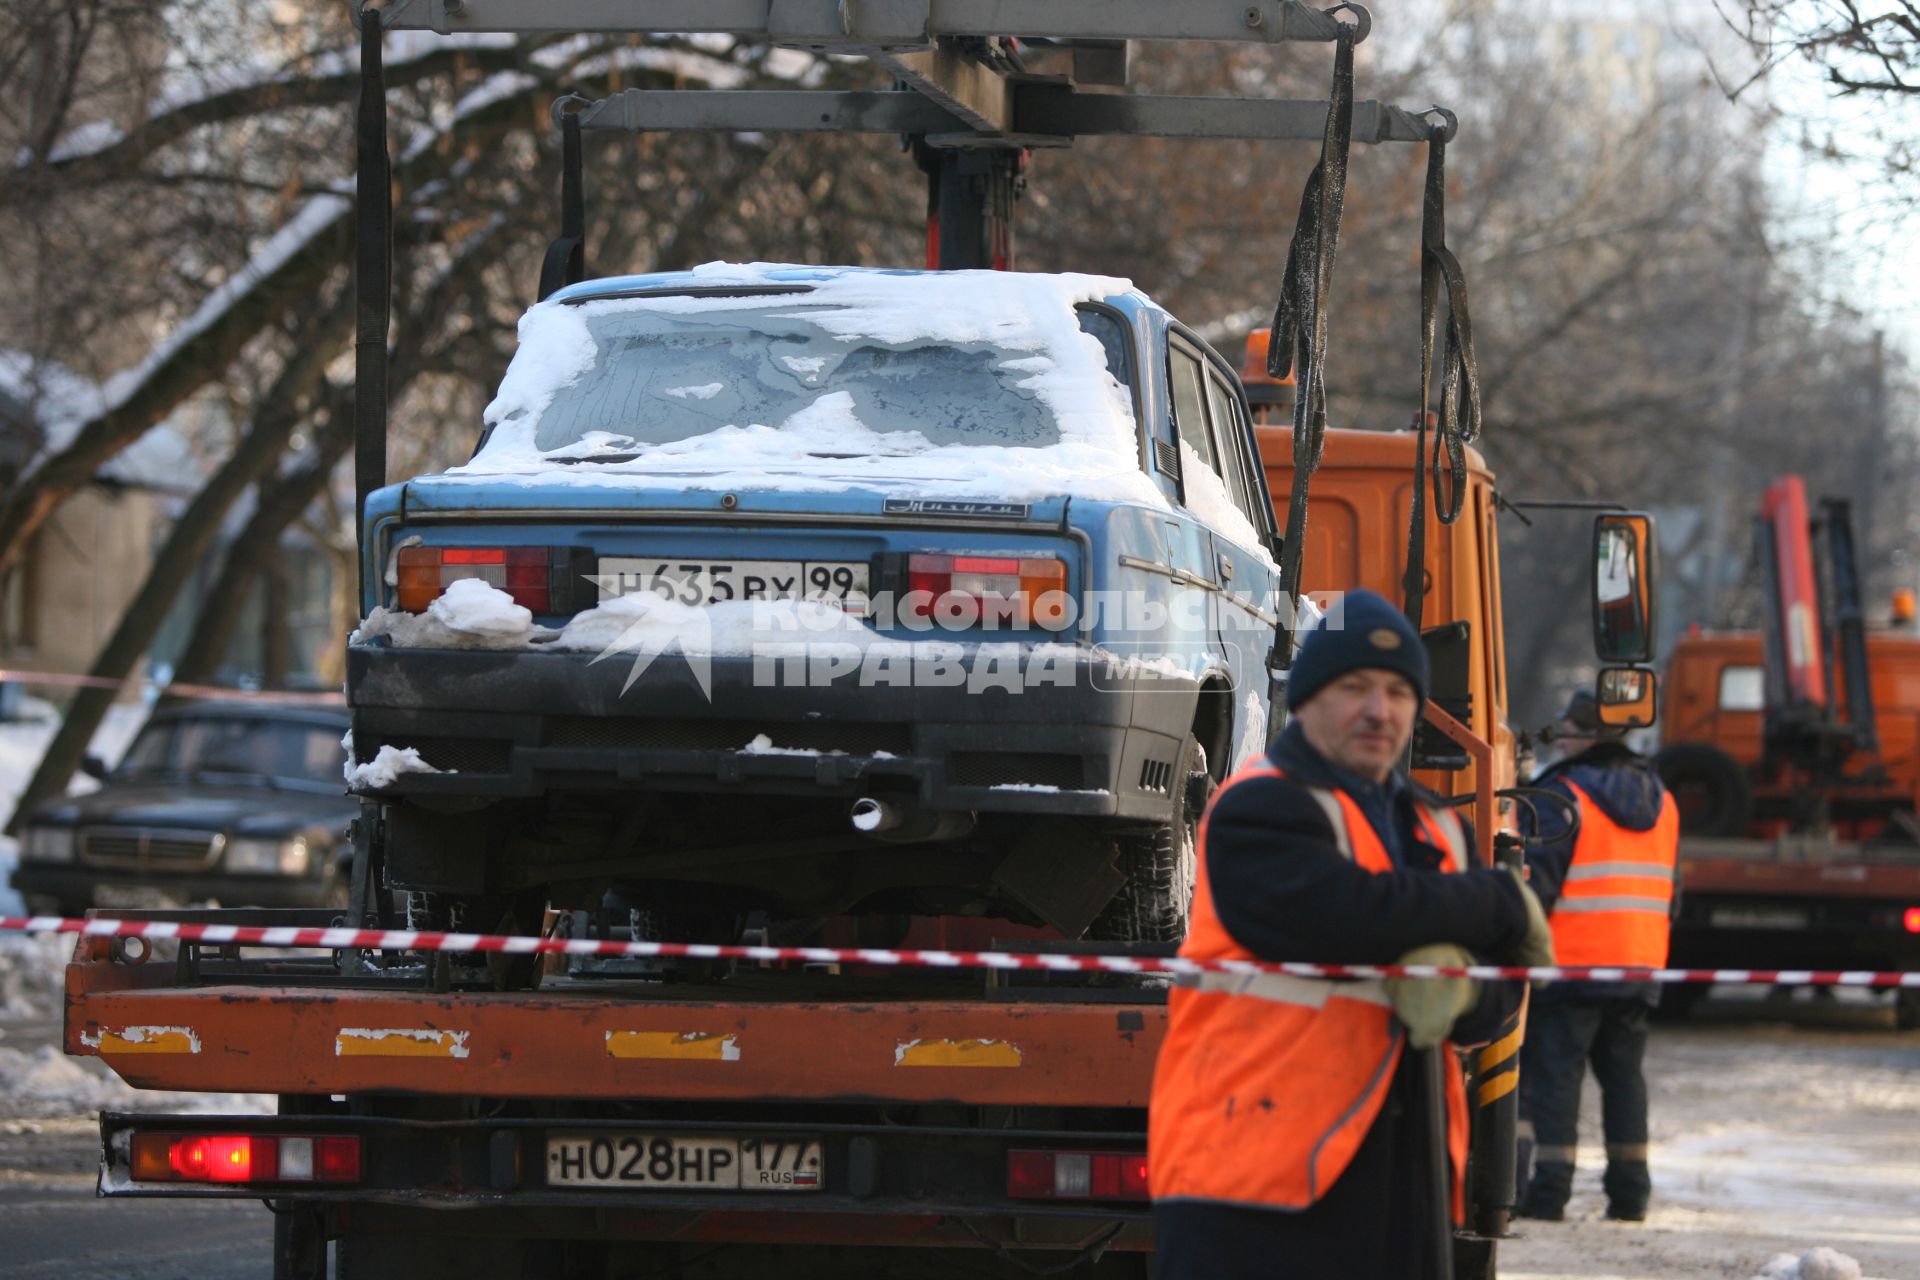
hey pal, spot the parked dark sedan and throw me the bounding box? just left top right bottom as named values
left=9, top=701, right=354, bottom=917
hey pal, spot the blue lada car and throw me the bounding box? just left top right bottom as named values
left=346, top=264, right=1284, bottom=948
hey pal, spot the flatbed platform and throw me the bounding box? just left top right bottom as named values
left=65, top=932, right=1168, bottom=1106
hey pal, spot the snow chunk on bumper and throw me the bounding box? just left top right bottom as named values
left=353, top=578, right=537, bottom=650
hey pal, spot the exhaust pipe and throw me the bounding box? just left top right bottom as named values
left=850, top=798, right=974, bottom=844
left=850, top=797, right=901, bottom=834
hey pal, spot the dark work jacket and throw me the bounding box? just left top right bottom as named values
left=1523, top=741, right=1676, bottom=1004
left=1207, top=722, right=1534, bottom=985
left=1154, top=723, right=1532, bottom=1280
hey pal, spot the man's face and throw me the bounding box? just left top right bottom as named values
left=1295, top=668, right=1420, bottom=782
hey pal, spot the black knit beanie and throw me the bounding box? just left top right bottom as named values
left=1285, top=589, right=1429, bottom=710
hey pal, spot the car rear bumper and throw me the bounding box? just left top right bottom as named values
left=1672, top=893, right=1920, bottom=971
left=7, top=863, right=338, bottom=912
left=346, top=642, right=1205, bottom=822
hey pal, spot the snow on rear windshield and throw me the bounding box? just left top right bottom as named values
left=464, top=265, right=1146, bottom=481
left=530, top=303, right=1058, bottom=454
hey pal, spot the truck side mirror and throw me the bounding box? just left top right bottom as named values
left=1595, top=665, right=1658, bottom=729
left=1592, top=512, right=1657, bottom=665
left=81, top=753, right=109, bottom=781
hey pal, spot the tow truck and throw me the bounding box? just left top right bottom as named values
left=1656, top=476, right=1920, bottom=1026
left=59, top=5, right=1592, bottom=1276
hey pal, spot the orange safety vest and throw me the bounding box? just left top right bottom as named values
left=1547, top=778, right=1679, bottom=968
left=1148, top=760, right=1473, bottom=1222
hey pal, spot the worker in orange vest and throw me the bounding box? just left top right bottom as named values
left=1150, top=590, right=1554, bottom=1280
left=1515, top=690, right=1680, bottom=1223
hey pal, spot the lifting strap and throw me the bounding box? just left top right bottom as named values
left=1270, top=15, right=1357, bottom=648
left=1401, top=109, right=1481, bottom=626
left=354, top=3, right=391, bottom=565
left=538, top=97, right=590, bottom=301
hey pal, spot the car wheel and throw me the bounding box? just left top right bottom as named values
left=1896, top=988, right=1920, bottom=1032
left=628, top=905, right=743, bottom=982
left=1088, top=735, right=1210, bottom=944
left=406, top=890, right=547, bottom=991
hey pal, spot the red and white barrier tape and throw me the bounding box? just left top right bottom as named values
left=0, top=667, right=343, bottom=705
left=4, top=915, right=1917, bottom=988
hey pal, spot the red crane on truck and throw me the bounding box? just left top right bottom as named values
left=1656, top=476, right=1920, bottom=1026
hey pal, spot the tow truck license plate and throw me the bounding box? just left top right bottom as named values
left=598, top=558, right=869, bottom=613
left=1708, top=906, right=1809, bottom=930
left=546, top=1134, right=824, bottom=1191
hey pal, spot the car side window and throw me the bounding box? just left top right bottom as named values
left=1204, top=371, right=1261, bottom=525
left=1076, top=307, right=1135, bottom=397
left=1168, top=347, right=1218, bottom=475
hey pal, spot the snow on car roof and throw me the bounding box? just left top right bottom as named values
left=435, top=262, right=1169, bottom=508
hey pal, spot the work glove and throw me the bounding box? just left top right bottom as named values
left=1499, top=864, right=1556, bottom=970
left=1386, top=943, right=1479, bottom=1050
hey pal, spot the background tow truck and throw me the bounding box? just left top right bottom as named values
left=55, top=5, right=1644, bottom=1277
left=1656, top=474, right=1920, bottom=1027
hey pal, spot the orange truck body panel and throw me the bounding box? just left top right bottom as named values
left=64, top=947, right=1164, bottom=1107
left=1665, top=629, right=1920, bottom=829
left=1257, top=426, right=1517, bottom=840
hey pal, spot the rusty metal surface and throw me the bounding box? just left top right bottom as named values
left=66, top=968, right=1166, bottom=1105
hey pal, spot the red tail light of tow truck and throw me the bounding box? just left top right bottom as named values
left=129, top=1132, right=362, bottom=1185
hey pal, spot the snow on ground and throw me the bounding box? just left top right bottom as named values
left=1503, top=992, right=1920, bottom=1279
left=0, top=701, right=270, bottom=1119
left=0, top=1042, right=272, bottom=1121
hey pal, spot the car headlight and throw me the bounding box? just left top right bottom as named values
left=24, top=826, right=76, bottom=864
left=225, top=836, right=311, bottom=876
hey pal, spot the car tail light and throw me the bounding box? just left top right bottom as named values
left=1904, top=906, right=1920, bottom=934
left=128, top=1132, right=362, bottom=1185
left=396, top=545, right=575, bottom=614
left=1006, top=1150, right=1149, bottom=1201
left=905, top=554, right=1070, bottom=630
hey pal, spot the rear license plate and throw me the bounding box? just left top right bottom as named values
left=598, top=558, right=869, bottom=614
left=1708, top=907, right=1809, bottom=930
left=545, top=1134, right=824, bottom=1191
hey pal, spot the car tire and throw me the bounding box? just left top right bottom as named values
left=1896, top=988, right=1920, bottom=1032
left=1653, top=742, right=1752, bottom=837
left=406, top=890, right=547, bottom=991
left=1088, top=735, right=1210, bottom=944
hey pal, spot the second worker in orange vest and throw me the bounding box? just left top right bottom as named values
left=1150, top=590, right=1554, bottom=1280
left=1514, top=689, right=1680, bottom=1224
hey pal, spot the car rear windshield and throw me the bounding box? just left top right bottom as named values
left=523, top=301, right=1120, bottom=458
left=117, top=717, right=345, bottom=787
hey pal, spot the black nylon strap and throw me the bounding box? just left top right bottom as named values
left=1270, top=21, right=1356, bottom=644
left=1402, top=113, right=1482, bottom=625
left=537, top=103, right=588, bottom=301
left=354, top=6, right=391, bottom=563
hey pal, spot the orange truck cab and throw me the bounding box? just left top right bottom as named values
left=1258, top=425, right=1517, bottom=838
left=1662, top=629, right=1920, bottom=842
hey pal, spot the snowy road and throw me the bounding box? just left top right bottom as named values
left=1501, top=990, right=1920, bottom=1280
left=0, top=1117, right=267, bottom=1280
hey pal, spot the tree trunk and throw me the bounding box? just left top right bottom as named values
left=165, top=411, right=353, bottom=693
left=3, top=285, right=351, bottom=834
